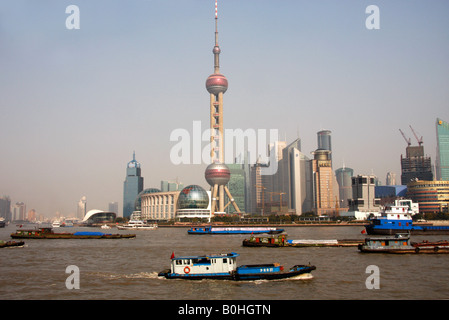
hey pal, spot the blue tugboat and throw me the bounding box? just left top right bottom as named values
left=158, top=252, right=315, bottom=280
left=364, top=204, right=449, bottom=235
left=187, top=226, right=284, bottom=235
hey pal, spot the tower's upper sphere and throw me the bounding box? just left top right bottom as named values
left=205, top=162, right=231, bottom=186
left=206, top=73, right=228, bottom=94
left=213, top=45, right=221, bottom=54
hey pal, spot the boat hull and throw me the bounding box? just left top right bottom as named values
left=0, top=240, right=25, bottom=248
left=366, top=226, right=449, bottom=235
left=158, top=265, right=316, bottom=281
left=188, top=227, right=284, bottom=235
left=10, top=231, right=135, bottom=239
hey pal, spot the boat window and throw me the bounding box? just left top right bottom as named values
left=223, top=258, right=227, bottom=264
left=176, top=260, right=182, bottom=265
left=183, top=259, right=190, bottom=265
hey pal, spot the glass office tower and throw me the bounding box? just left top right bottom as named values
left=436, top=118, right=449, bottom=181
left=123, top=152, right=144, bottom=219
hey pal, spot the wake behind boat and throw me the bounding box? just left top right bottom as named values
left=187, top=226, right=284, bottom=235
left=158, top=252, right=315, bottom=280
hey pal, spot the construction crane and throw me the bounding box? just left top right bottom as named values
left=399, top=129, right=411, bottom=146
left=409, top=125, right=423, bottom=146
left=267, top=192, right=286, bottom=212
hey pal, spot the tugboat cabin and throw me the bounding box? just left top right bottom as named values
left=170, top=252, right=239, bottom=276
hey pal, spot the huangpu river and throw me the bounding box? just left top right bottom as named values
left=2, top=223, right=449, bottom=303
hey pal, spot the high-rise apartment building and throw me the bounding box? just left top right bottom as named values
left=123, top=152, right=144, bottom=218
left=436, top=118, right=449, bottom=181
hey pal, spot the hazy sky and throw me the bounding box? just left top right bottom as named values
left=1, top=1, right=448, bottom=217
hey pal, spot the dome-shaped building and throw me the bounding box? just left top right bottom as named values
left=176, top=185, right=211, bottom=221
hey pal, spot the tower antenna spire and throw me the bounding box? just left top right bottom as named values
left=213, top=0, right=220, bottom=73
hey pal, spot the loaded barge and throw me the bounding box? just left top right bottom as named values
left=358, top=233, right=449, bottom=254
left=242, top=234, right=363, bottom=247
left=188, top=226, right=284, bottom=235
left=158, top=252, right=315, bottom=280
left=10, top=227, right=136, bottom=239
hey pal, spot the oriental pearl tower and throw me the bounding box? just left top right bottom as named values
left=204, top=0, right=240, bottom=214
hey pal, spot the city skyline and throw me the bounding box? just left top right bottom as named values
left=1, top=1, right=448, bottom=217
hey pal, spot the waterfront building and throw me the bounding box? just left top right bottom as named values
left=311, top=149, right=338, bottom=216
left=204, top=1, right=240, bottom=215
left=82, top=210, right=116, bottom=225
left=407, top=180, right=449, bottom=213
left=123, top=152, right=144, bottom=219
left=77, top=196, right=87, bottom=220
left=335, top=166, right=354, bottom=208
left=141, top=190, right=180, bottom=221
left=175, top=185, right=211, bottom=221
left=400, top=144, right=433, bottom=185
left=436, top=118, right=449, bottom=181
left=343, top=175, right=381, bottom=220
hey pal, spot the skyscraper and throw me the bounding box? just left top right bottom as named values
left=204, top=0, right=240, bottom=214
left=436, top=118, right=449, bottom=181
left=123, top=152, right=144, bottom=218
left=335, top=166, right=354, bottom=208
left=0, top=196, right=11, bottom=222
left=311, top=149, right=336, bottom=216
left=317, top=130, right=332, bottom=153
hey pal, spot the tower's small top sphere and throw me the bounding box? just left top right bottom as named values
left=206, top=73, right=228, bottom=94
left=205, top=162, right=230, bottom=186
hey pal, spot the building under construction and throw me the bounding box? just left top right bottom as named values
left=400, top=126, right=433, bottom=185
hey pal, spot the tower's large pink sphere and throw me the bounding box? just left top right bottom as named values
left=206, top=73, right=228, bottom=94
left=205, top=163, right=230, bottom=186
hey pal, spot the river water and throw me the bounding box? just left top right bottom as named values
left=1, top=224, right=449, bottom=301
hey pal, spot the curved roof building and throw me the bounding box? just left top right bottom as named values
left=82, top=210, right=116, bottom=224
